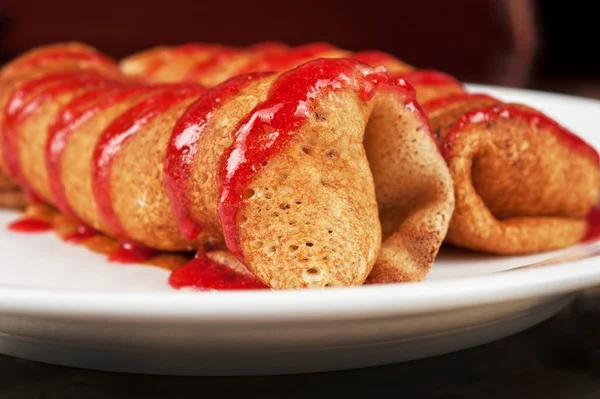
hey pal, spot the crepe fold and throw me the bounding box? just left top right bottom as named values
left=0, top=43, right=454, bottom=288
left=424, top=93, right=600, bottom=254
left=0, top=42, right=123, bottom=209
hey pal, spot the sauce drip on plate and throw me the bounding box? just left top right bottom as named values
left=7, top=217, right=52, bottom=232
left=169, top=250, right=268, bottom=290
left=5, top=205, right=260, bottom=290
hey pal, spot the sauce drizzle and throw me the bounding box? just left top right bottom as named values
left=2, top=71, right=114, bottom=201
left=92, top=85, right=205, bottom=240
left=47, top=85, right=149, bottom=218
left=442, top=104, right=600, bottom=165
left=6, top=206, right=263, bottom=290
left=400, top=70, right=463, bottom=88
left=165, top=72, right=271, bottom=240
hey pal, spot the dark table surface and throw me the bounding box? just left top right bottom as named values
left=1, top=288, right=599, bottom=399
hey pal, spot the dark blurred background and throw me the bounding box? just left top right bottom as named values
left=0, top=0, right=598, bottom=98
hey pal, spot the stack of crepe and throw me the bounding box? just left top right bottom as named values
left=0, top=42, right=455, bottom=288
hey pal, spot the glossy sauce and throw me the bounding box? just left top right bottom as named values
left=442, top=104, right=600, bottom=165
left=422, top=93, right=498, bottom=114
left=92, top=85, right=206, bottom=240
left=63, top=223, right=99, bottom=243
left=56, top=218, right=185, bottom=269
left=7, top=217, right=52, bottom=232
left=184, top=47, right=240, bottom=82
left=236, top=42, right=337, bottom=75
left=46, top=85, right=150, bottom=218
left=169, top=250, right=268, bottom=290
left=352, top=50, right=396, bottom=64
left=1, top=71, right=114, bottom=201
left=108, top=241, right=161, bottom=263
left=352, top=50, right=407, bottom=69
left=217, top=58, right=420, bottom=260
left=400, top=70, right=463, bottom=88
left=165, top=72, right=271, bottom=240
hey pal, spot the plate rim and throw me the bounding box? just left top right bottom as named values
left=0, top=84, right=598, bottom=323
left=0, top=256, right=596, bottom=322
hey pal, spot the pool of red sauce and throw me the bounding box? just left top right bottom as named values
left=7, top=207, right=259, bottom=290
left=7, top=218, right=52, bottom=232
left=442, top=104, right=600, bottom=165
left=400, top=70, right=463, bottom=88
left=164, top=72, right=271, bottom=240
left=217, top=58, right=418, bottom=261
left=169, top=250, right=268, bottom=290
left=91, top=84, right=205, bottom=240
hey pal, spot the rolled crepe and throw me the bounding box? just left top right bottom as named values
left=167, top=60, right=454, bottom=286
left=1, top=46, right=454, bottom=288
left=122, top=41, right=600, bottom=256
left=424, top=93, right=600, bottom=253
left=0, top=42, right=122, bottom=208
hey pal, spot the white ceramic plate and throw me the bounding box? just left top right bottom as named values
left=0, top=84, right=599, bottom=376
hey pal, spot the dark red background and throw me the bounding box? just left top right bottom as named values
left=0, top=0, right=598, bottom=97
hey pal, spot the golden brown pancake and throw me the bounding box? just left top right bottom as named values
left=0, top=44, right=454, bottom=288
